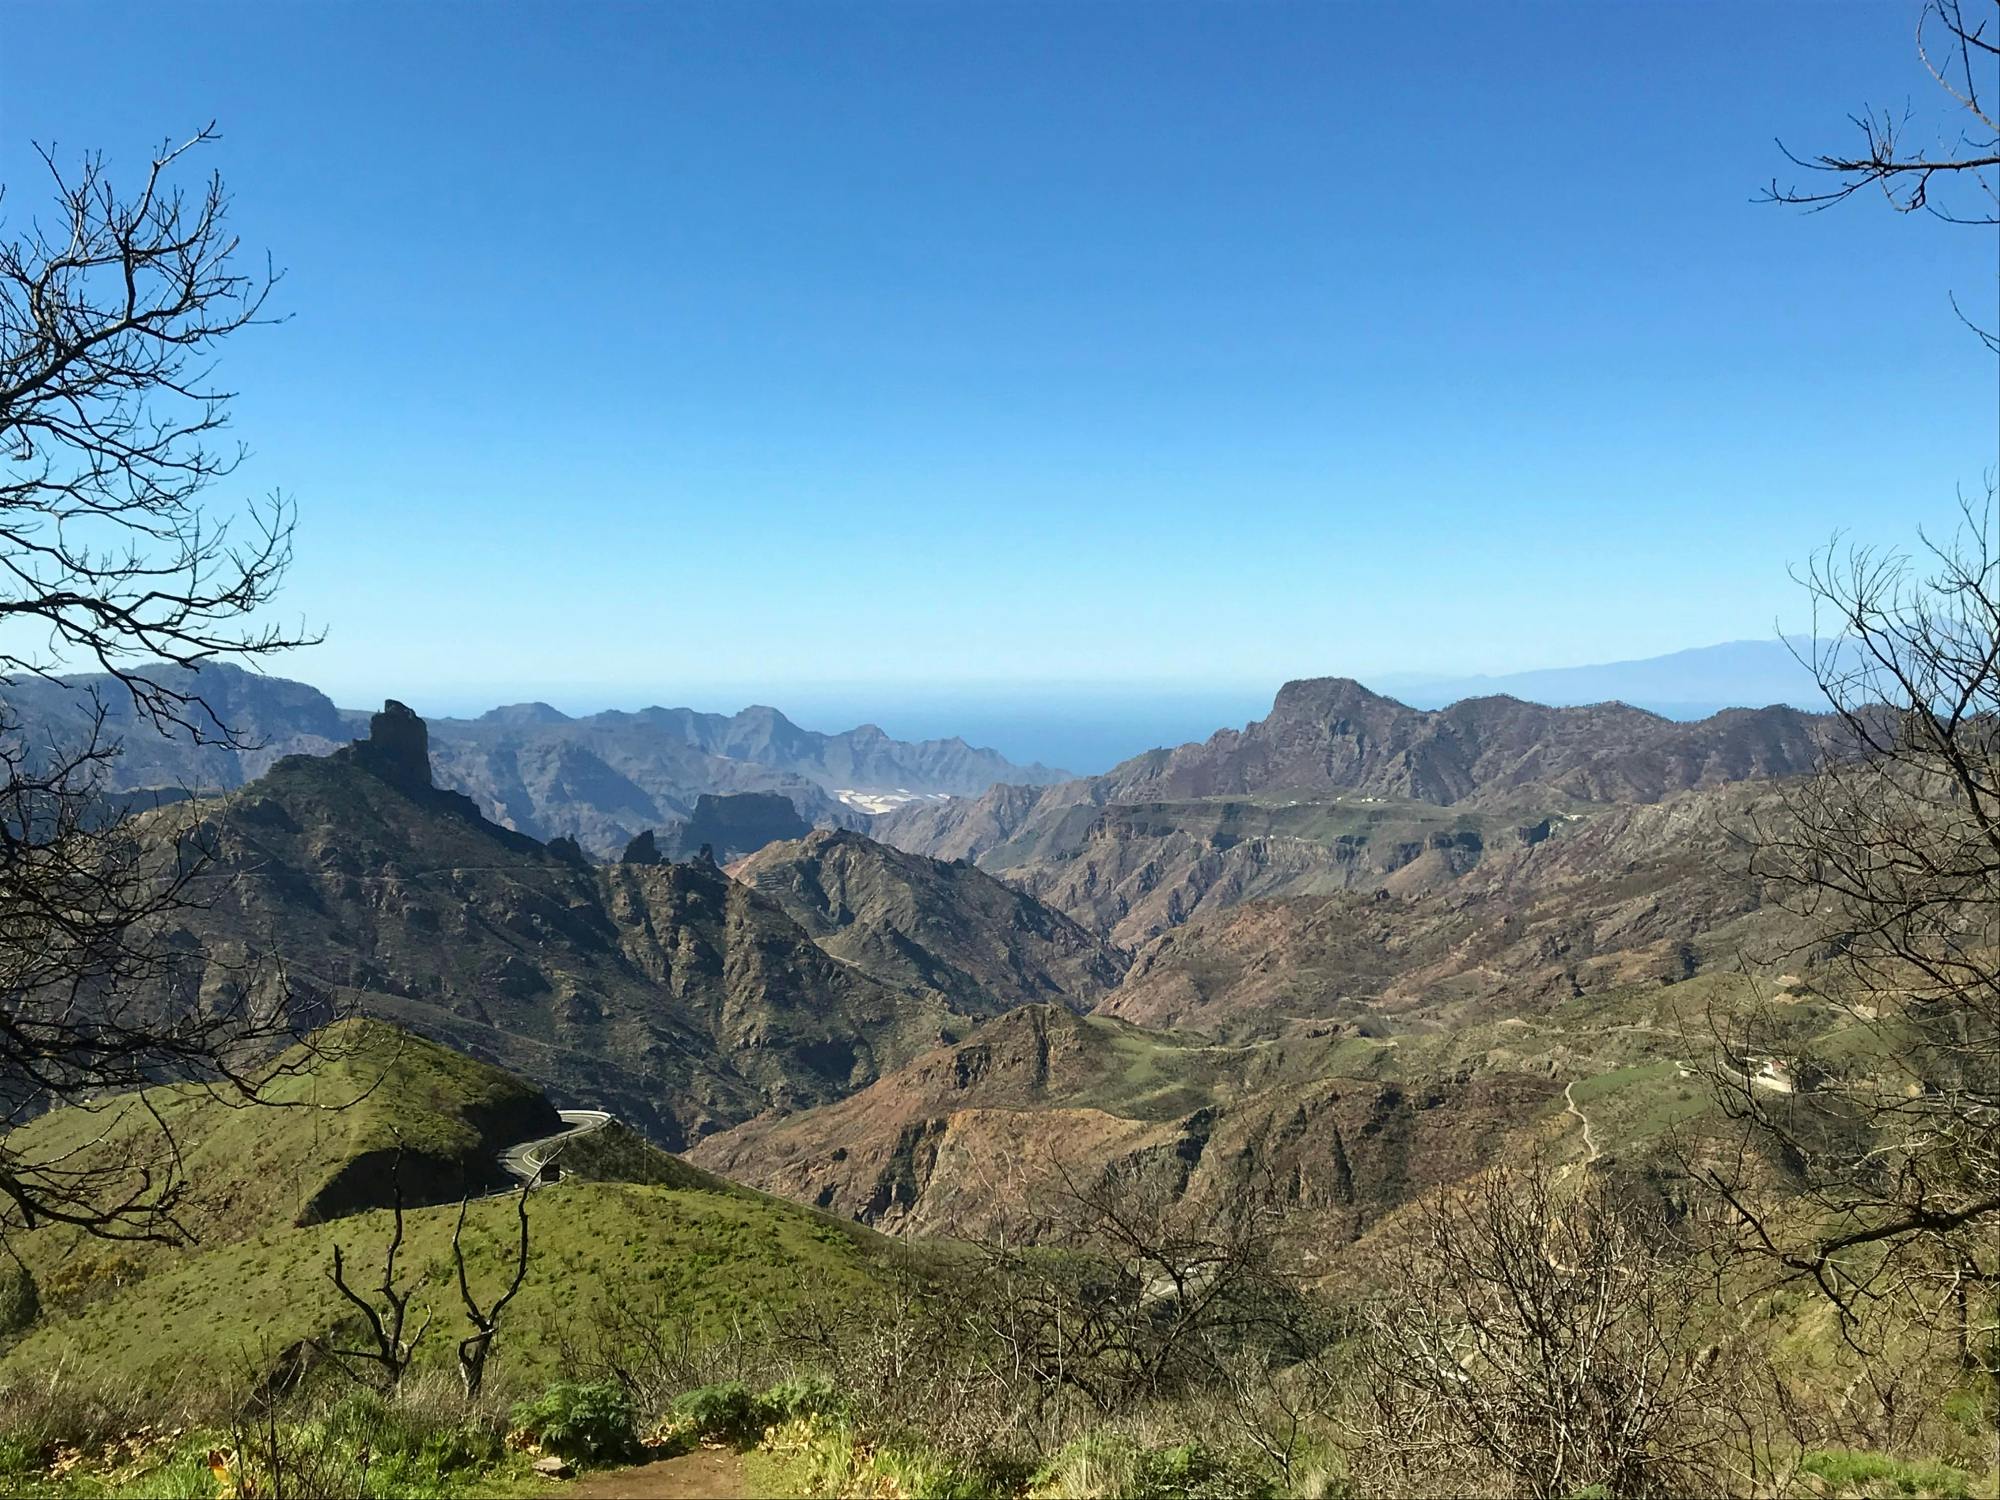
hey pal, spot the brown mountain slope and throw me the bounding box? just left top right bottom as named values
left=1103, top=781, right=1792, bottom=1033
left=687, top=1004, right=1559, bottom=1241
left=1095, top=679, right=1827, bottom=806
left=733, top=829, right=1129, bottom=1013
left=135, top=704, right=977, bottom=1147
left=876, top=678, right=1828, bottom=869
left=998, top=795, right=1550, bottom=948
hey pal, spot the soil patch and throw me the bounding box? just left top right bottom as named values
left=557, top=1446, right=754, bottom=1499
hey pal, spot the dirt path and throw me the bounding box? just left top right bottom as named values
left=1564, top=1080, right=1600, bottom=1164
left=557, top=1447, right=754, bottom=1499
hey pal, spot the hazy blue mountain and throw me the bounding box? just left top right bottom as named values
left=1373, top=639, right=1830, bottom=718
left=0, top=663, right=1068, bottom=858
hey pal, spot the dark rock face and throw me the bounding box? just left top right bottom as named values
left=663, top=792, right=812, bottom=862
left=621, top=829, right=662, bottom=865
left=350, top=700, right=434, bottom=793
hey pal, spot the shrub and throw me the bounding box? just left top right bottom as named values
left=1132, top=1441, right=1277, bottom=1500
left=1799, top=1450, right=1971, bottom=1499
left=1032, top=1436, right=1276, bottom=1500
left=767, top=1414, right=1014, bottom=1500
left=511, top=1381, right=640, bottom=1463
left=756, top=1374, right=839, bottom=1424
left=0, top=1437, right=36, bottom=1479
left=670, top=1380, right=761, bottom=1442
left=0, top=1267, right=38, bottom=1337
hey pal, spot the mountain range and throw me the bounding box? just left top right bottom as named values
left=872, top=675, right=1831, bottom=945
left=5, top=655, right=1850, bottom=1251
left=1372, top=637, right=1828, bottom=719
left=0, top=663, right=1066, bottom=859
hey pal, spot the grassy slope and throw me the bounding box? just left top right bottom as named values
left=1, top=1176, right=885, bottom=1392
left=0, top=1026, right=897, bottom=1397
left=2, top=1018, right=558, bottom=1303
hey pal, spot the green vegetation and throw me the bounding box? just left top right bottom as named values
left=4, top=1018, right=552, bottom=1263
left=1799, top=1450, right=1973, bottom=1499
left=510, top=1380, right=638, bottom=1462
left=0, top=1177, right=886, bottom=1388
left=1, top=1011, right=1987, bottom=1499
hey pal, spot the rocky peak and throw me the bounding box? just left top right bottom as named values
left=350, top=700, right=434, bottom=793
left=478, top=701, right=572, bottom=726
left=621, top=829, right=663, bottom=865
left=1268, top=676, right=1405, bottom=725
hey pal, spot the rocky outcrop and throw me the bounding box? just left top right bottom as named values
left=620, top=829, right=662, bottom=865
left=663, top=792, right=811, bottom=862
left=348, top=700, right=433, bottom=792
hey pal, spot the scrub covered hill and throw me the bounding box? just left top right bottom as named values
left=0, top=1018, right=557, bottom=1261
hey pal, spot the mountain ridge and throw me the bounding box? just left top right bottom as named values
left=0, top=662, right=1068, bottom=858
left=875, top=677, right=1831, bottom=869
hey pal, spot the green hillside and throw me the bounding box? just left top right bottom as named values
left=0, top=1179, right=886, bottom=1392
left=3, top=1019, right=557, bottom=1263
left=0, top=1021, right=895, bottom=1397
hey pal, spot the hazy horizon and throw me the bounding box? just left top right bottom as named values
left=286, top=635, right=1827, bottom=774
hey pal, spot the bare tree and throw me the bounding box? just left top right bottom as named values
left=319, top=1151, right=433, bottom=1390
left=942, top=1153, right=1319, bottom=1455
left=0, top=123, right=308, bottom=702
left=1764, top=0, right=1997, bottom=346
left=1696, top=0, right=2000, bottom=1415
left=1714, top=503, right=2000, bottom=1397
left=0, top=126, right=329, bottom=1243
left=451, top=1179, right=532, bottom=1399
left=1352, top=1165, right=1728, bottom=1500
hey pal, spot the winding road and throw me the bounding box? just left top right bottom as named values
left=498, top=1108, right=613, bottom=1186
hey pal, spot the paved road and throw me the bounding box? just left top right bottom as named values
left=498, top=1108, right=612, bottom=1186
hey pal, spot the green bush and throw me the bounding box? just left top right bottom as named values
left=1800, top=1449, right=1971, bottom=1499
left=1033, top=1435, right=1275, bottom=1500
left=0, top=1437, right=36, bottom=1479
left=510, top=1380, right=640, bottom=1463
left=0, top=1267, right=38, bottom=1337
left=670, top=1380, right=761, bottom=1442
left=319, top=1386, right=498, bottom=1466
left=756, top=1374, right=839, bottom=1424
left=1132, top=1441, right=1277, bottom=1500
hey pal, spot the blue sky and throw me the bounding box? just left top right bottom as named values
left=3, top=1, right=1994, bottom=735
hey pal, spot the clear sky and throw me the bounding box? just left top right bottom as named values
left=3, top=1, right=1994, bottom=731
